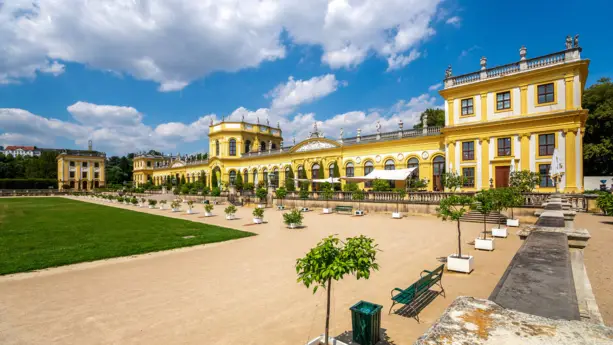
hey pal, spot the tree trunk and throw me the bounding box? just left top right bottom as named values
left=457, top=220, right=462, bottom=258
left=325, top=278, right=332, bottom=345
left=483, top=213, right=487, bottom=239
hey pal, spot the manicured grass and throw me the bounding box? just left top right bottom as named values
left=0, top=198, right=255, bottom=275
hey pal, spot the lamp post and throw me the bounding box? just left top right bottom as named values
left=489, top=178, right=494, bottom=188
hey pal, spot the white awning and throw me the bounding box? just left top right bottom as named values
left=294, top=177, right=342, bottom=184
left=341, top=168, right=417, bottom=183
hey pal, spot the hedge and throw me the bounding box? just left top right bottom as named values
left=0, top=179, right=58, bottom=189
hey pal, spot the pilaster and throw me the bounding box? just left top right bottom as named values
left=481, top=137, right=490, bottom=189
left=565, top=75, right=575, bottom=110
left=520, top=84, right=528, bottom=115
left=480, top=93, right=488, bottom=123
left=565, top=129, right=577, bottom=191
left=520, top=133, right=531, bottom=172
left=448, top=98, right=455, bottom=126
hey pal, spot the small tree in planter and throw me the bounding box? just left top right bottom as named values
left=296, top=235, right=379, bottom=345
left=299, top=183, right=310, bottom=211
left=186, top=200, right=195, bottom=214
left=471, top=190, right=496, bottom=250
left=321, top=182, right=334, bottom=214
left=204, top=203, right=214, bottom=217
left=170, top=200, right=181, bottom=212
left=442, top=172, right=464, bottom=192
left=352, top=189, right=365, bottom=216
left=437, top=195, right=474, bottom=273
left=148, top=199, right=157, bottom=209
left=252, top=207, right=265, bottom=224
left=508, top=170, right=539, bottom=226
left=392, top=188, right=406, bottom=219
left=256, top=187, right=268, bottom=208
left=159, top=200, right=167, bottom=210
left=139, top=197, right=146, bottom=207
left=490, top=188, right=511, bottom=238
left=224, top=205, right=237, bottom=220
left=117, top=196, right=124, bottom=203
left=283, top=209, right=304, bottom=229
left=130, top=197, right=138, bottom=206
left=275, top=187, right=287, bottom=210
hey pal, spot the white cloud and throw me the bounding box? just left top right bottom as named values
left=428, top=82, right=442, bottom=91
left=1, top=0, right=443, bottom=89
left=445, top=16, right=461, bottom=27
left=386, top=50, right=421, bottom=71
left=67, top=102, right=143, bottom=127
left=268, top=74, right=344, bottom=114
left=459, top=45, right=480, bottom=59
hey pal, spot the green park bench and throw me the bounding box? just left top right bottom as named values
left=389, top=264, right=445, bottom=322
left=334, top=205, right=353, bottom=214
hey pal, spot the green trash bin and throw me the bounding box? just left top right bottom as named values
left=350, top=300, right=382, bottom=345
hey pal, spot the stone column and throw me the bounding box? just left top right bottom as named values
left=565, top=129, right=577, bottom=192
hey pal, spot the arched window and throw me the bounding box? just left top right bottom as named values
left=260, top=141, right=266, bottom=151
left=215, top=140, right=220, bottom=156
left=329, top=164, right=335, bottom=178
left=385, top=159, right=395, bottom=170
left=229, top=139, right=237, bottom=156
left=262, top=168, right=268, bottom=187
left=311, top=163, right=320, bottom=190
left=243, top=170, right=249, bottom=184
left=433, top=156, right=446, bottom=191
left=297, top=165, right=305, bottom=179
left=364, top=161, right=374, bottom=187
left=271, top=168, right=279, bottom=187
left=229, top=170, right=236, bottom=185
left=253, top=169, right=258, bottom=186
left=407, top=157, right=419, bottom=169
left=345, top=162, right=354, bottom=177
left=245, top=140, right=251, bottom=154
left=285, top=166, right=291, bottom=182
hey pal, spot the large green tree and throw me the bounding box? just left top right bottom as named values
left=413, top=108, right=445, bottom=130
left=583, top=77, right=613, bottom=175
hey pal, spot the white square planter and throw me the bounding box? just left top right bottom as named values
left=186, top=209, right=194, bottom=214
left=253, top=217, right=263, bottom=224
left=204, top=211, right=213, bottom=217
left=301, top=207, right=310, bottom=212
left=475, top=238, right=495, bottom=251
left=257, top=204, right=266, bottom=208
left=226, top=214, right=236, bottom=220
left=492, top=227, right=508, bottom=238
left=392, top=212, right=402, bottom=219
left=172, top=208, right=180, bottom=212
left=506, top=218, right=519, bottom=227
left=288, top=223, right=300, bottom=229
left=306, top=335, right=349, bottom=345
left=354, top=210, right=365, bottom=216
left=148, top=205, right=154, bottom=209
left=447, top=255, right=474, bottom=273
left=323, top=208, right=332, bottom=214
left=159, top=206, right=165, bottom=210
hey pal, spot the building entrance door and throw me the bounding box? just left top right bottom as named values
left=495, top=166, right=510, bottom=188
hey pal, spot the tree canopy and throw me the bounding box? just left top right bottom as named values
left=413, top=108, right=445, bottom=130
left=583, top=77, right=613, bottom=175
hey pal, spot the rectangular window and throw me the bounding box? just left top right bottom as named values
left=496, top=91, right=511, bottom=110
left=539, top=164, right=554, bottom=187
left=69, top=171, right=75, bottom=178
left=69, top=161, right=75, bottom=167
left=82, top=171, right=88, bottom=179
left=462, top=168, right=475, bottom=187
left=538, top=133, right=555, bottom=156
left=94, top=162, right=99, bottom=168
left=94, top=172, right=100, bottom=179
left=147, top=161, right=151, bottom=167
left=462, top=141, right=475, bottom=160
left=537, top=83, right=555, bottom=104
left=497, top=137, right=512, bottom=156
left=461, top=98, right=474, bottom=115
left=82, top=162, right=88, bottom=168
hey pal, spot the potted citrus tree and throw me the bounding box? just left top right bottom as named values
left=139, top=197, right=146, bottom=207
left=437, top=195, right=474, bottom=273
left=508, top=170, right=538, bottom=226
left=283, top=209, right=303, bottom=229
left=275, top=187, right=287, bottom=210
left=130, top=197, right=138, bottom=206
left=491, top=188, right=509, bottom=238
left=256, top=187, right=268, bottom=208
left=117, top=196, right=124, bottom=204
left=159, top=199, right=167, bottom=210
left=321, top=182, right=334, bottom=214
left=297, top=235, right=379, bottom=345
left=392, top=188, right=406, bottom=219
left=170, top=200, right=181, bottom=212
left=472, top=190, right=495, bottom=251
left=352, top=189, right=365, bottom=216
left=204, top=203, right=214, bottom=217
left=186, top=200, right=195, bottom=214
left=224, top=205, right=237, bottom=220
left=148, top=199, right=157, bottom=209
left=252, top=207, right=265, bottom=224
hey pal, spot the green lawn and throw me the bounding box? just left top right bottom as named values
left=0, top=198, right=255, bottom=275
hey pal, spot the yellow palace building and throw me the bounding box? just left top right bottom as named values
left=133, top=37, right=589, bottom=193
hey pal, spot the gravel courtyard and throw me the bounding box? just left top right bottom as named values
left=0, top=196, right=531, bottom=345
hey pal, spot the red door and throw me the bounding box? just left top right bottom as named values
left=495, top=166, right=510, bottom=188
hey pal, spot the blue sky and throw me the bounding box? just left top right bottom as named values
left=1, top=0, right=611, bottom=156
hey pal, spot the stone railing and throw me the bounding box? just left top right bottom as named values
left=445, top=47, right=580, bottom=89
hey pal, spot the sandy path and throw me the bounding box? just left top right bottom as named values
left=577, top=212, right=613, bottom=326
left=0, top=197, right=521, bottom=345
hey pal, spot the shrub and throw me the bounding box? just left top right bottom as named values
left=596, top=193, right=613, bottom=216
left=253, top=207, right=265, bottom=219
left=442, top=172, right=464, bottom=192
left=189, top=188, right=198, bottom=195
left=256, top=187, right=268, bottom=203
left=0, top=178, right=58, bottom=189
left=224, top=205, right=237, bottom=215
left=202, top=186, right=211, bottom=195
left=243, top=183, right=255, bottom=192
left=204, top=204, right=214, bottom=212
left=117, top=196, right=124, bottom=203
left=283, top=209, right=303, bottom=226
left=343, top=182, right=359, bottom=192
left=509, top=170, right=540, bottom=193
left=372, top=179, right=391, bottom=192
left=211, top=187, right=221, bottom=196
left=130, top=197, right=138, bottom=205
left=148, top=199, right=157, bottom=206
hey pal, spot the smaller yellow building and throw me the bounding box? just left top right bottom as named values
left=57, top=146, right=106, bottom=191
